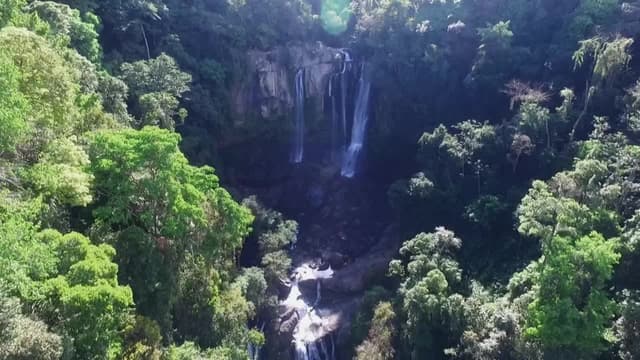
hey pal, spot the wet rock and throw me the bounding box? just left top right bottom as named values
left=279, top=307, right=300, bottom=335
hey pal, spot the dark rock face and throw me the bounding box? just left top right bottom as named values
left=231, top=42, right=341, bottom=123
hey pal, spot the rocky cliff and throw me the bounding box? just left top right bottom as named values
left=231, top=42, right=342, bottom=123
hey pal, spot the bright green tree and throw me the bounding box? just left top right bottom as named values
left=89, top=126, right=252, bottom=337
left=525, top=232, right=620, bottom=357
left=0, top=50, right=29, bottom=154
left=27, top=1, right=103, bottom=63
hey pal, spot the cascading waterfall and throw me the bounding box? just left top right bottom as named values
left=339, top=50, right=351, bottom=155
left=341, top=64, right=371, bottom=178
left=283, top=264, right=336, bottom=360
left=290, top=68, right=305, bottom=163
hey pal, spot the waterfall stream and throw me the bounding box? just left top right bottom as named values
left=341, top=64, right=371, bottom=178
left=291, top=68, right=305, bottom=163
left=283, top=263, right=336, bottom=360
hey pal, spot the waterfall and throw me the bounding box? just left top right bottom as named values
left=282, top=264, right=336, bottom=360
left=290, top=68, right=305, bottom=163
left=341, top=64, right=371, bottom=178
left=339, top=50, right=351, bottom=158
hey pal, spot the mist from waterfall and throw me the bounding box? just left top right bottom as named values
left=291, top=68, right=305, bottom=163
left=341, top=64, right=371, bottom=178
left=283, top=264, right=336, bottom=360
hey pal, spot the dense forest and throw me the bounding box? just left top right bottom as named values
left=1, top=0, right=640, bottom=359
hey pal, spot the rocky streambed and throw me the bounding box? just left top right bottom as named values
left=273, top=225, right=401, bottom=360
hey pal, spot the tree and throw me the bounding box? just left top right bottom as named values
left=33, top=230, right=134, bottom=360
left=0, top=27, right=79, bottom=155
left=615, top=290, right=640, bottom=360
left=355, top=301, right=397, bottom=360
left=25, top=137, right=93, bottom=207
left=573, top=36, right=633, bottom=89
left=27, top=1, right=102, bottom=63
left=0, top=196, right=134, bottom=360
left=525, top=232, right=620, bottom=357
left=516, top=102, right=552, bottom=149
left=89, top=126, right=252, bottom=337
left=456, top=282, right=541, bottom=360
left=0, top=49, right=28, bottom=155
left=389, top=228, right=466, bottom=358
left=119, top=54, right=191, bottom=129
left=0, top=293, right=63, bottom=360
left=242, top=196, right=297, bottom=283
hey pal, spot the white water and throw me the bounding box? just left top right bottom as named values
left=291, top=68, right=305, bottom=163
left=341, top=65, right=371, bottom=178
left=283, top=263, right=336, bottom=360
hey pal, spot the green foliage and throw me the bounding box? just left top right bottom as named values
left=355, top=301, right=397, bottom=360
left=242, top=196, right=297, bottom=283
left=138, top=91, right=187, bottom=129
left=573, top=37, right=633, bottom=89
left=120, top=54, right=191, bottom=98
left=517, top=180, right=615, bottom=242
left=456, top=282, right=540, bottom=360
left=516, top=102, right=551, bottom=147
left=0, top=197, right=133, bottom=360
left=119, top=54, right=191, bottom=129
left=525, top=232, right=620, bottom=356
left=234, top=267, right=268, bottom=314
left=0, top=26, right=78, bottom=151
left=478, top=21, right=513, bottom=48
left=227, top=0, right=312, bottom=48
left=389, top=227, right=465, bottom=358
left=0, top=293, right=63, bottom=360
left=89, top=126, right=252, bottom=338
left=350, top=286, right=391, bottom=351
left=464, top=195, right=509, bottom=229
left=388, top=172, right=434, bottom=215
left=417, top=121, right=496, bottom=192
left=34, top=230, right=134, bottom=360
left=90, top=126, right=251, bottom=253
left=121, top=315, right=163, bottom=360
left=0, top=50, right=29, bottom=154
left=97, top=70, right=131, bottom=125
left=615, top=290, right=640, bottom=360
left=27, top=1, right=102, bottom=63
left=25, top=137, right=93, bottom=206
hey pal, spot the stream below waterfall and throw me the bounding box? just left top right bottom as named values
left=282, top=263, right=337, bottom=360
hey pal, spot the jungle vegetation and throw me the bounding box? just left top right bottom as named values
left=1, top=0, right=640, bottom=359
